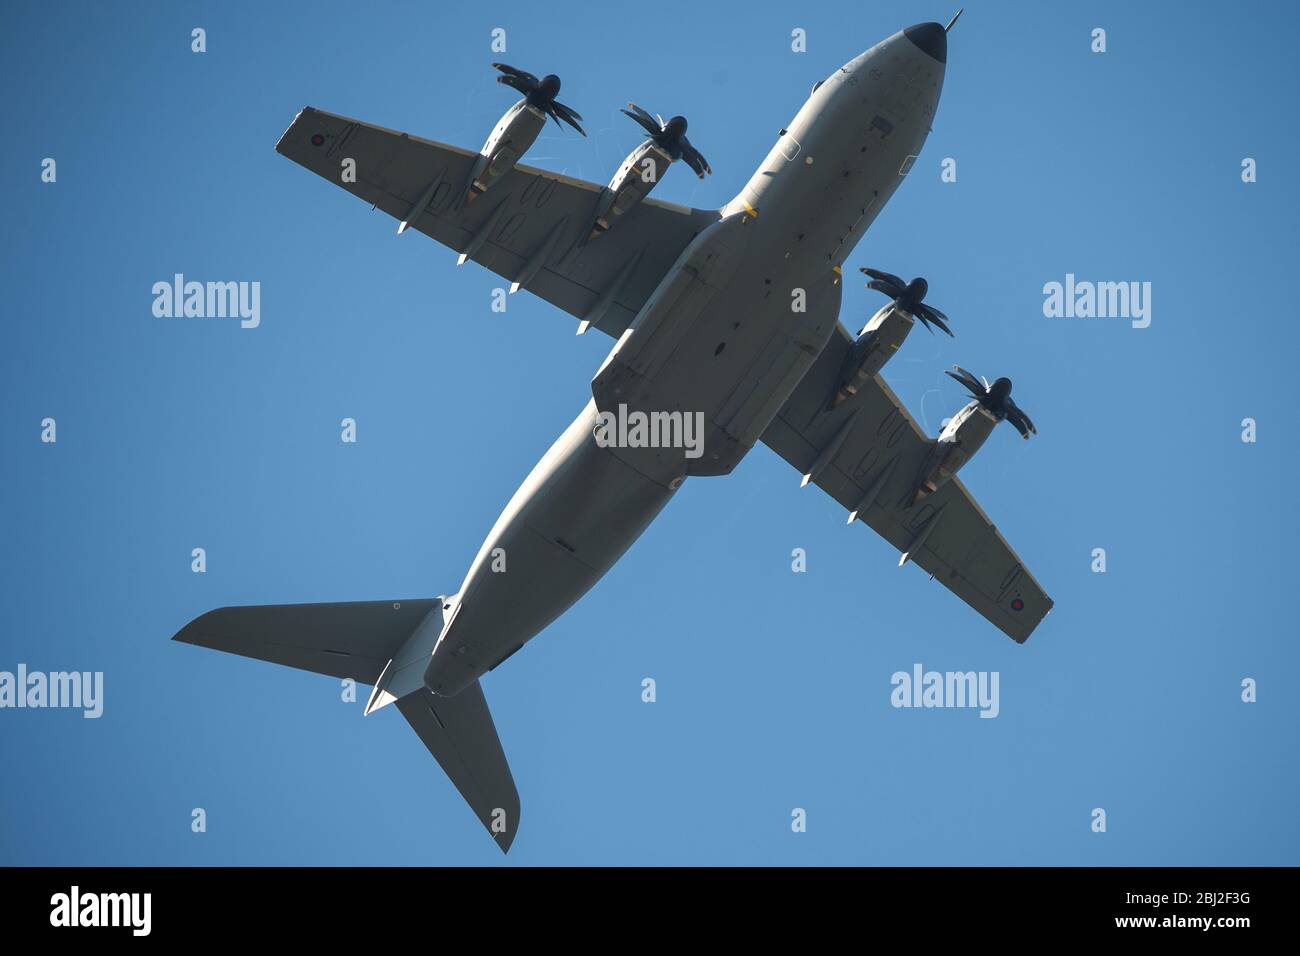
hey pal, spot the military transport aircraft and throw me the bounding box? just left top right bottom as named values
left=173, top=17, right=1052, bottom=853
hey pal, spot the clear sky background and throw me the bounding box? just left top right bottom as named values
left=2, top=0, right=1296, bottom=865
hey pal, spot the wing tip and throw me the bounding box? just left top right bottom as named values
left=1010, top=598, right=1053, bottom=644
left=274, top=106, right=317, bottom=155
left=170, top=606, right=224, bottom=645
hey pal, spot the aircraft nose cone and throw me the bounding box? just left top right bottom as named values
left=904, top=22, right=947, bottom=63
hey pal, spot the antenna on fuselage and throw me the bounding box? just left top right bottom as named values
left=945, top=8, right=964, bottom=32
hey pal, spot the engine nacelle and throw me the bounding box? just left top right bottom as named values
left=591, top=140, right=675, bottom=235
left=829, top=304, right=916, bottom=407
left=466, top=100, right=548, bottom=202
left=914, top=400, right=998, bottom=502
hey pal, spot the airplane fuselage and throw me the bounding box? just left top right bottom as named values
left=426, top=25, right=946, bottom=695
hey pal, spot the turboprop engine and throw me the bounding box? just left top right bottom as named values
left=591, top=104, right=710, bottom=237
left=465, top=64, right=585, bottom=203
left=830, top=268, right=954, bottom=408
left=913, top=366, right=1038, bottom=504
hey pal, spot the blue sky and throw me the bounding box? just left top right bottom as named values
left=2, top=0, right=1296, bottom=865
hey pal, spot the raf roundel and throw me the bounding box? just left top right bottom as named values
left=1011, top=598, right=1025, bottom=612
left=310, top=133, right=326, bottom=146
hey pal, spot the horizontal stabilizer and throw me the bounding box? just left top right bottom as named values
left=172, top=599, right=441, bottom=684
left=396, top=684, right=520, bottom=853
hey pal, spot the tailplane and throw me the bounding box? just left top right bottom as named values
left=172, top=597, right=519, bottom=853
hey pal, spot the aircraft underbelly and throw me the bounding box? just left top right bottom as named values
left=426, top=400, right=676, bottom=696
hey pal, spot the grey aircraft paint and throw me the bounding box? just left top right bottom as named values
left=172, top=23, right=1017, bottom=854
left=428, top=25, right=946, bottom=695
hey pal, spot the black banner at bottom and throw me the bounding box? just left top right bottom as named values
left=0, top=866, right=1279, bottom=939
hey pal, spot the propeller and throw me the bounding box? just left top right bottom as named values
left=944, top=366, right=1038, bottom=439
left=859, top=268, right=953, bottom=337
left=493, top=63, right=585, bottom=136
left=620, top=104, right=711, bottom=178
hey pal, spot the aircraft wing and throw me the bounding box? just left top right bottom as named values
left=276, top=107, right=718, bottom=336
left=760, top=326, right=1053, bottom=643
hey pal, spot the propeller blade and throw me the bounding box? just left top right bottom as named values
left=943, top=369, right=981, bottom=397
left=550, top=102, right=586, bottom=136
left=680, top=137, right=711, bottom=177
left=624, top=103, right=662, bottom=129
left=948, top=365, right=987, bottom=395
left=917, top=306, right=953, bottom=337
left=552, top=100, right=583, bottom=123
left=1005, top=412, right=1032, bottom=440
left=860, top=267, right=907, bottom=288
left=922, top=302, right=951, bottom=326
left=865, top=278, right=905, bottom=299
left=492, top=63, right=539, bottom=87
left=1006, top=398, right=1037, bottom=436
left=497, top=74, right=533, bottom=96
left=621, top=107, right=663, bottom=137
